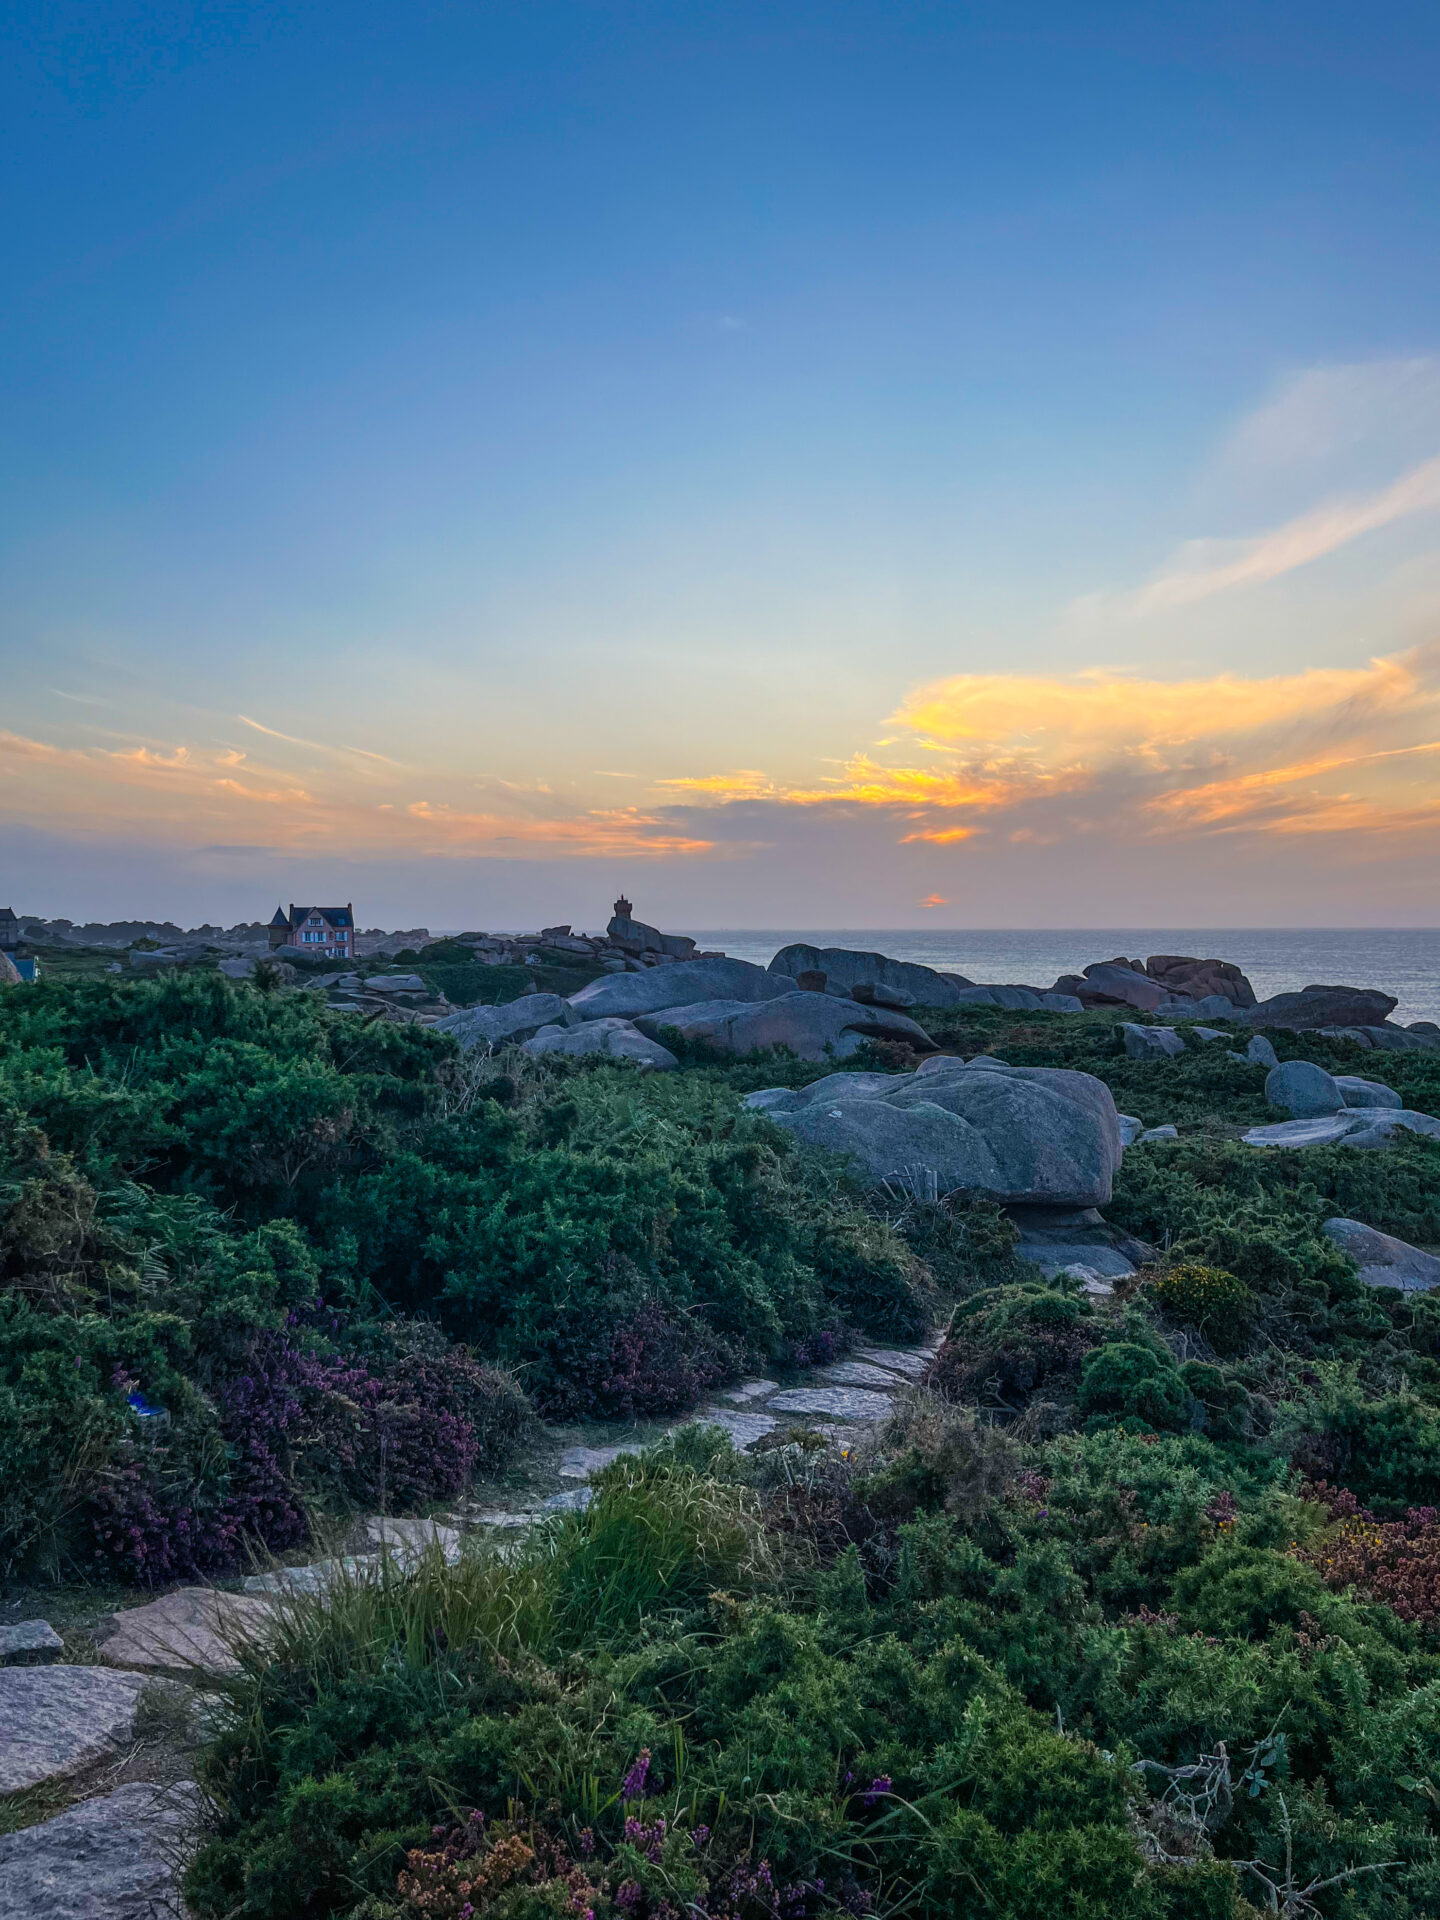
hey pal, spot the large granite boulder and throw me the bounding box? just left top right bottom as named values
left=1062, top=963, right=1169, bottom=1012
left=570, top=957, right=791, bottom=1020
left=433, top=993, right=579, bottom=1049
left=1335, top=1075, right=1403, bottom=1110
left=0, top=1780, right=200, bottom=1919
left=1245, top=984, right=1398, bottom=1030
left=0, top=950, right=22, bottom=987
left=636, top=992, right=934, bottom=1062
left=1265, top=1060, right=1342, bottom=1117
left=522, top=1018, right=677, bottom=1070
left=768, top=944, right=972, bottom=1005
left=746, top=1056, right=1122, bottom=1206
left=951, top=985, right=1044, bottom=1010
left=1145, top=954, right=1257, bottom=1008
left=1323, top=1218, right=1440, bottom=1292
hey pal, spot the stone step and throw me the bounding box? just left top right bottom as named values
left=0, top=1780, right=201, bottom=1919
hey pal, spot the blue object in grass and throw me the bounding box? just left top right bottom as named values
left=126, top=1389, right=167, bottom=1421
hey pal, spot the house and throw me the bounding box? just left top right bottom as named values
left=0, top=907, right=38, bottom=982
left=267, top=904, right=355, bottom=959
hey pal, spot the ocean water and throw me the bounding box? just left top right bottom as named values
left=691, top=929, right=1440, bottom=1028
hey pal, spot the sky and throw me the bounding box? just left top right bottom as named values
left=4, top=1, right=1440, bottom=931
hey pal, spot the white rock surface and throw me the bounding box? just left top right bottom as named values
left=817, top=1359, right=906, bottom=1389
left=853, top=1346, right=932, bottom=1379
left=767, top=1386, right=895, bottom=1421
left=0, top=1780, right=200, bottom=1919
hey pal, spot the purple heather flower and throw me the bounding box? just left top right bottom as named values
left=690, top=1826, right=710, bottom=1846
left=578, top=1827, right=596, bottom=1858
left=621, top=1749, right=652, bottom=1799
left=862, top=1776, right=891, bottom=1808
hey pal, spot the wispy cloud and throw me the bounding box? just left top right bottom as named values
left=1082, top=451, right=1440, bottom=618
left=237, top=715, right=403, bottom=766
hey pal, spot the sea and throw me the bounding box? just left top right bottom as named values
left=688, top=930, right=1440, bottom=1028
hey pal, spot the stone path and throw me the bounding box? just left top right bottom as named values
left=0, top=1665, right=155, bottom=1794
left=0, top=1340, right=939, bottom=1914
left=0, top=1779, right=200, bottom=1918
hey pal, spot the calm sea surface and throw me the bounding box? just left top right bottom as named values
left=689, top=930, right=1440, bottom=1028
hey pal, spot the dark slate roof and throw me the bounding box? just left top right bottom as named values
left=269, top=906, right=289, bottom=928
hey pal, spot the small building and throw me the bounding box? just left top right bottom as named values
left=0, top=907, right=38, bottom=982
left=267, top=904, right=355, bottom=959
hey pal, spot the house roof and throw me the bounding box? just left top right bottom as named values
left=286, top=905, right=353, bottom=930
left=269, top=907, right=289, bottom=929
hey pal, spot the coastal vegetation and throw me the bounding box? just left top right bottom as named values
left=3, top=963, right=1440, bottom=1917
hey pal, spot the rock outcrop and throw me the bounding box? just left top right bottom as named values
left=1145, top=954, right=1257, bottom=1007
left=746, top=1056, right=1122, bottom=1206
left=1245, top=984, right=1399, bottom=1030
left=433, top=993, right=581, bottom=1049
left=634, top=992, right=935, bottom=1062
left=1334, top=1075, right=1403, bottom=1110
left=570, top=957, right=793, bottom=1020
left=768, top=944, right=973, bottom=1005
left=605, top=896, right=696, bottom=961
left=522, top=1018, right=678, bottom=1070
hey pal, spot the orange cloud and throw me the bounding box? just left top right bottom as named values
left=0, top=730, right=711, bottom=861
left=652, top=644, right=1440, bottom=856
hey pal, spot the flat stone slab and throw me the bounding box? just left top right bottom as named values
left=559, top=1441, right=646, bottom=1479
left=719, top=1378, right=778, bottom=1403
left=361, top=1516, right=463, bottom=1563
left=767, top=1387, right=895, bottom=1422
left=1246, top=1109, right=1440, bottom=1149
left=0, top=1666, right=152, bottom=1793
left=540, top=1487, right=593, bottom=1512
left=687, top=1408, right=777, bottom=1448
left=0, top=1619, right=63, bottom=1661
left=854, top=1347, right=932, bottom=1380
left=243, top=1553, right=378, bottom=1595
left=97, top=1587, right=277, bottom=1675
left=0, top=1779, right=200, bottom=1918
left=817, top=1359, right=905, bottom=1389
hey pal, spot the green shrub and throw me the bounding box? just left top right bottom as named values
left=1077, top=1342, right=1190, bottom=1430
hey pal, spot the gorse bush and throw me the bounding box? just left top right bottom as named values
left=1151, top=1263, right=1253, bottom=1344
left=0, top=974, right=932, bottom=1575
left=184, top=1420, right=1440, bottom=1920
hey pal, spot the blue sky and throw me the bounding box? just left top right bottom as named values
left=4, top=2, right=1440, bottom=928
